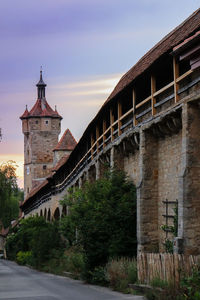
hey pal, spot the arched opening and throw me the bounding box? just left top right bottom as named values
left=62, top=205, right=67, bottom=217
left=44, top=208, right=47, bottom=220
left=54, top=207, right=60, bottom=221
left=47, top=209, right=51, bottom=222
left=40, top=210, right=43, bottom=217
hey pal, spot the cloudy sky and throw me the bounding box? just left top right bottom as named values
left=0, top=0, right=199, bottom=187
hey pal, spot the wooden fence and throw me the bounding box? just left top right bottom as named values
left=137, top=253, right=200, bottom=284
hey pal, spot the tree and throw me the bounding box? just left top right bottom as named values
left=6, top=216, right=63, bottom=266
left=0, top=161, right=23, bottom=228
left=60, top=169, right=137, bottom=278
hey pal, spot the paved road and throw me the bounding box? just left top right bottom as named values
left=0, top=260, right=145, bottom=300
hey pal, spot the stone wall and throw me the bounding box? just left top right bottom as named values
left=124, top=150, right=140, bottom=186
left=23, top=94, right=200, bottom=256
left=157, top=132, right=182, bottom=250
left=23, top=117, right=60, bottom=198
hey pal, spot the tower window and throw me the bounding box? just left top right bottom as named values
left=35, top=120, right=38, bottom=124
left=27, top=166, right=30, bottom=175
left=45, top=120, right=49, bottom=125
left=43, top=165, right=47, bottom=170
left=27, top=187, right=29, bottom=194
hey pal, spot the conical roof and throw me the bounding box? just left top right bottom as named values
left=20, top=99, right=62, bottom=119
left=20, top=70, right=62, bottom=120
left=20, top=106, right=29, bottom=119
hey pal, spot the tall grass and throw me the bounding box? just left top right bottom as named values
left=106, top=257, right=137, bottom=291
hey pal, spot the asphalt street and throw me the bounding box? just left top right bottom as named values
left=0, top=260, right=146, bottom=300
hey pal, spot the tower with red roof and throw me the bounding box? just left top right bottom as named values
left=20, top=70, right=62, bottom=199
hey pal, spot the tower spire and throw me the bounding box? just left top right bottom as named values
left=36, top=67, right=46, bottom=99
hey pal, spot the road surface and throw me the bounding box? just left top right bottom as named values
left=0, top=260, right=146, bottom=300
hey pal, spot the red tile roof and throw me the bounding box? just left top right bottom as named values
left=53, top=129, right=77, bottom=151
left=104, top=8, right=200, bottom=106
left=21, top=179, right=49, bottom=206
left=173, top=30, right=200, bottom=54
left=20, top=107, right=29, bottom=119
left=20, top=99, right=62, bottom=119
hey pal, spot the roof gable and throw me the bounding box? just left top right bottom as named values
left=54, top=129, right=77, bottom=151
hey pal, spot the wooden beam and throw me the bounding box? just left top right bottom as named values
left=133, top=88, right=137, bottom=126
left=103, top=119, right=106, bottom=148
left=135, top=95, right=151, bottom=109
left=173, top=56, right=179, bottom=103
left=96, top=126, right=99, bottom=153
left=151, top=75, right=156, bottom=115
left=118, top=101, right=122, bottom=136
left=91, top=134, right=94, bottom=159
left=110, top=108, right=114, bottom=141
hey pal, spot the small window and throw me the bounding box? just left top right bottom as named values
left=35, top=120, right=38, bottom=124
left=43, top=165, right=47, bottom=170
left=27, top=166, right=30, bottom=175
left=27, top=149, right=29, bottom=155
left=45, top=120, right=49, bottom=125
left=27, top=187, right=29, bottom=194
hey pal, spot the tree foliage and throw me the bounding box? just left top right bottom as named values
left=6, top=216, right=63, bottom=267
left=0, top=161, right=23, bottom=228
left=60, top=169, right=137, bottom=278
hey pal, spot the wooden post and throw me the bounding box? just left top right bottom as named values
left=96, top=126, right=99, bottom=153
left=133, top=88, right=137, bottom=126
left=173, top=56, right=179, bottom=103
left=151, top=75, right=156, bottom=115
left=110, top=108, right=114, bottom=141
left=118, top=100, right=122, bottom=136
left=103, top=119, right=106, bottom=148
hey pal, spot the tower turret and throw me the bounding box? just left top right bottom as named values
left=36, top=68, right=46, bottom=99
left=20, top=70, right=62, bottom=199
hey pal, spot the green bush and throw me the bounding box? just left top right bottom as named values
left=60, top=169, right=137, bottom=279
left=180, top=266, right=200, bottom=300
left=6, top=216, right=64, bottom=267
left=150, top=277, right=169, bottom=289
left=16, top=251, right=33, bottom=265
left=64, top=249, right=85, bottom=278
left=88, top=266, right=108, bottom=285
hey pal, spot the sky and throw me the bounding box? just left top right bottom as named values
left=0, top=0, right=199, bottom=188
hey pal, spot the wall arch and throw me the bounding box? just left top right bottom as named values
left=54, top=207, right=60, bottom=220
left=44, top=208, right=47, bottom=220
left=62, top=205, right=67, bottom=217
left=47, top=209, right=51, bottom=221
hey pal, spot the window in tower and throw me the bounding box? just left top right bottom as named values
left=27, top=166, right=30, bottom=175
left=45, top=120, right=49, bottom=125
left=27, top=187, right=29, bottom=194
left=35, top=120, right=38, bottom=124
left=43, top=165, right=47, bottom=170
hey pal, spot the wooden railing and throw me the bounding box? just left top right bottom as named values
left=52, top=65, right=194, bottom=193
left=24, top=61, right=196, bottom=210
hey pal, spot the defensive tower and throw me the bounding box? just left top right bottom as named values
left=20, top=70, right=62, bottom=199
